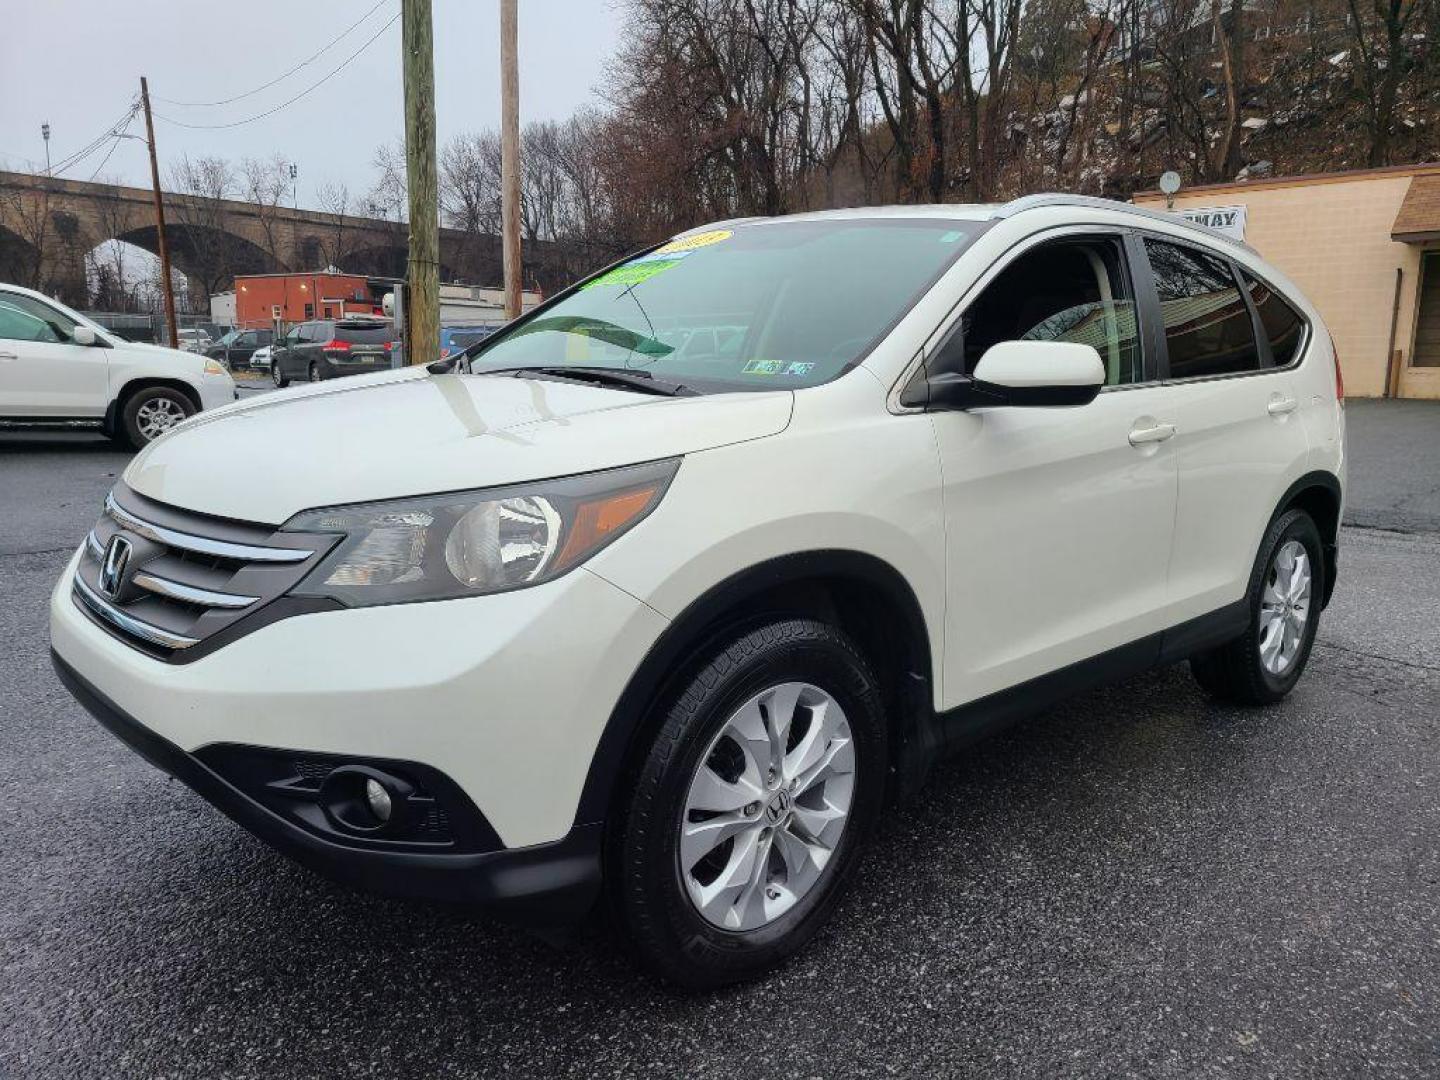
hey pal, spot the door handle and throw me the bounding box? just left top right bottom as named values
left=1267, top=397, right=1298, bottom=416
left=1128, top=422, right=1176, bottom=446
left=0, top=351, right=17, bottom=362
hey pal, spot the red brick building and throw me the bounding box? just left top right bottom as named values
left=233, top=272, right=388, bottom=328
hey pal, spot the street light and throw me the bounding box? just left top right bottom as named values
left=289, top=163, right=298, bottom=210
left=41, top=122, right=50, bottom=175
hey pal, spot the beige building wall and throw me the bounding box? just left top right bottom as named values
left=1135, top=167, right=1440, bottom=400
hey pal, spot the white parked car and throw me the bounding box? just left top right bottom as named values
left=175, top=327, right=213, bottom=353
left=0, top=284, right=236, bottom=447
left=50, top=197, right=1344, bottom=988
left=249, top=344, right=273, bottom=369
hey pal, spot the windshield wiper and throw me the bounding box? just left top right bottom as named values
left=486, top=365, right=698, bottom=397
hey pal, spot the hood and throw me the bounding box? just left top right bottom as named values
left=124, top=369, right=794, bottom=524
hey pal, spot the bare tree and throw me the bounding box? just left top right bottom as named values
left=1345, top=0, right=1429, bottom=165
left=240, top=154, right=292, bottom=270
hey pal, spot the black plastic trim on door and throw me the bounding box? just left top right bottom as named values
left=1124, top=230, right=1170, bottom=383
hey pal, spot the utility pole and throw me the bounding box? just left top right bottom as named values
left=140, top=78, right=179, bottom=350
left=401, top=0, right=439, bottom=366
left=500, top=0, right=522, bottom=321
left=41, top=123, right=51, bottom=175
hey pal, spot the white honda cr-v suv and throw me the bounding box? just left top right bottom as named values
left=51, top=196, right=1344, bottom=987
left=0, top=283, right=236, bottom=446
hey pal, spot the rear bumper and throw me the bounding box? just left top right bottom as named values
left=53, top=650, right=603, bottom=926
left=321, top=357, right=390, bottom=378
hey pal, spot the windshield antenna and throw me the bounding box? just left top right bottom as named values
left=616, top=282, right=659, bottom=367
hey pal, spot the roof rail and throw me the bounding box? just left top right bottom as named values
left=993, top=193, right=1256, bottom=252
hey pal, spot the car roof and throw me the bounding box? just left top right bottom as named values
left=675, top=193, right=1252, bottom=254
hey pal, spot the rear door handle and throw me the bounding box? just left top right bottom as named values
left=0, top=351, right=17, bottom=362
left=1128, top=422, right=1176, bottom=446
left=1267, top=397, right=1298, bottom=416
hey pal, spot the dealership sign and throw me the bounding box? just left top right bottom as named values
left=1178, top=205, right=1247, bottom=240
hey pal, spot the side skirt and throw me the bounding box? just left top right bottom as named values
left=899, top=601, right=1249, bottom=786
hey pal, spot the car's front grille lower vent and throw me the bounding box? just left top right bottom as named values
left=72, top=483, right=338, bottom=660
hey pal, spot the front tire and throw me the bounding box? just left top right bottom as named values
left=1190, top=508, right=1324, bottom=705
left=610, top=619, right=887, bottom=989
left=272, top=361, right=290, bottom=388
left=120, top=387, right=195, bottom=449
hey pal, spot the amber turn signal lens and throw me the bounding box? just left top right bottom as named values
left=555, top=485, right=663, bottom=570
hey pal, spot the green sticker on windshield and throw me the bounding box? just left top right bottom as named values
left=583, top=258, right=683, bottom=290
left=939, top=230, right=964, bottom=243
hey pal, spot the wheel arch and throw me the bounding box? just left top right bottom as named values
left=575, top=550, right=938, bottom=831
left=1274, top=469, right=1342, bottom=608
left=106, top=376, right=203, bottom=433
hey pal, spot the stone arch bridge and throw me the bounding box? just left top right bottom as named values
left=0, top=169, right=576, bottom=309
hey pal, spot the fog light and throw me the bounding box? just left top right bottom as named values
left=365, top=778, right=393, bottom=823
left=317, top=765, right=412, bottom=835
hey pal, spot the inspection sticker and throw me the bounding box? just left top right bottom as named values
left=741, top=358, right=785, bottom=376
left=656, top=229, right=732, bottom=254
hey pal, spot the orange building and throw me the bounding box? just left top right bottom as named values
left=233, top=272, right=389, bottom=328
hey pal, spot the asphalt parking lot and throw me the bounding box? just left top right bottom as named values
left=2, top=398, right=1438, bottom=1079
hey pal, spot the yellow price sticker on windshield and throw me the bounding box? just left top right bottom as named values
left=656, top=229, right=732, bottom=254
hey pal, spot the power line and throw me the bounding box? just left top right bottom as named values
left=153, top=0, right=394, bottom=108
left=83, top=110, right=138, bottom=182
left=154, top=13, right=400, bottom=131
left=47, top=102, right=140, bottom=177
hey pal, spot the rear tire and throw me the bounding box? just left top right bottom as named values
left=609, top=619, right=887, bottom=989
left=308, top=361, right=323, bottom=383
left=120, top=386, right=195, bottom=449
left=1190, top=508, right=1324, bottom=705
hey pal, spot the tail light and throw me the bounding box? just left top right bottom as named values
left=320, top=339, right=351, bottom=353
left=1332, top=346, right=1344, bottom=404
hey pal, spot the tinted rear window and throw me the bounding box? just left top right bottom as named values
left=1144, top=239, right=1261, bottom=379
left=334, top=323, right=393, bottom=344
left=1241, top=271, right=1306, bottom=366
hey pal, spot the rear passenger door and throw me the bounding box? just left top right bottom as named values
left=1138, top=236, right=1311, bottom=626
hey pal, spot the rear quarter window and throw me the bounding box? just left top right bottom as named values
left=1241, top=271, right=1307, bottom=367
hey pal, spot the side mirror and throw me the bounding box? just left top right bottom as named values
left=71, top=324, right=97, bottom=347
left=916, top=340, right=1104, bottom=410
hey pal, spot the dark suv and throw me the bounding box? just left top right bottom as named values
left=272, top=319, right=394, bottom=387
left=206, top=328, right=273, bottom=368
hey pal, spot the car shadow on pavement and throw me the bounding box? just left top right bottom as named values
left=21, top=660, right=1354, bottom=1077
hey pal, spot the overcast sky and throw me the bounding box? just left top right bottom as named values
left=0, top=0, right=623, bottom=210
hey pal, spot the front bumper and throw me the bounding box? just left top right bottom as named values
left=51, top=538, right=669, bottom=871
left=53, top=650, right=602, bottom=925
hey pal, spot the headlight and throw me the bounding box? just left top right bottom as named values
left=204, top=358, right=228, bottom=376
left=282, top=458, right=679, bottom=607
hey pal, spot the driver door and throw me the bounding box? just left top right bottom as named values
left=930, top=231, right=1181, bottom=707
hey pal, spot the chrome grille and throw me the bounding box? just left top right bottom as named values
left=72, top=483, right=337, bottom=659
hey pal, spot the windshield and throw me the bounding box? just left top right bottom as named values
left=470, top=218, right=982, bottom=392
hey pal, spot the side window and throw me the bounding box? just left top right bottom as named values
left=237, top=332, right=255, bottom=347
left=950, top=237, right=1142, bottom=386
left=1144, top=239, right=1261, bottom=379
left=1240, top=270, right=1306, bottom=367
left=286, top=326, right=304, bottom=345
left=0, top=295, right=73, bottom=343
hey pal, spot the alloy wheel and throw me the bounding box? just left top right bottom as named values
left=679, top=682, right=855, bottom=931
left=1259, top=539, right=1312, bottom=675
left=134, top=396, right=187, bottom=442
